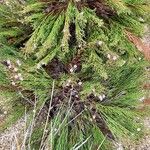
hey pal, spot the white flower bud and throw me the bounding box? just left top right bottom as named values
left=96, top=41, right=103, bottom=46
left=107, top=54, right=111, bottom=59
left=123, top=60, right=126, bottom=64
left=33, top=44, right=37, bottom=49
left=63, top=29, right=66, bottom=33
left=19, top=77, right=23, bottom=81
left=61, top=43, right=65, bottom=47
left=54, top=128, right=57, bottom=132
left=33, top=110, right=36, bottom=113
left=37, top=63, right=41, bottom=69
left=16, top=59, right=21, bottom=66
left=70, top=68, right=74, bottom=73
left=102, top=94, right=106, bottom=99
left=14, top=68, right=18, bottom=72
left=8, top=65, right=12, bottom=69
left=78, top=81, right=82, bottom=86
left=41, top=62, right=46, bottom=66
left=6, top=59, right=11, bottom=65
left=66, top=83, right=69, bottom=86
left=18, top=73, right=22, bottom=77
left=139, top=17, right=144, bottom=22
left=4, top=111, right=7, bottom=115
left=5, top=1, right=9, bottom=6
left=92, top=89, right=95, bottom=93
left=113, top=56, right=117, bottom=60
left=75, top=95, right=79, bottom=98
left=139, top=97, right=145, bottom=102
left=78, top=44, right=82, bottom=48
left=98, top=95, right=103, bottom=101
left=80, top=12, right=84, bottom=15
left=73, top=64, right=77, bottom=69
left=68, top=79, right=71, bottom=83
left=138, top=57, right=142, bottom=60
left=137, top=128, right=141, bottom=132
left=14, top=75, right=19, bottom=79
left=11, top=81, right=16, bottom=86
left=92, top=115, right=96, bottom=119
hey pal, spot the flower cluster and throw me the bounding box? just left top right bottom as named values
left=107, top=53, right=118, bottom=61
left=3, top=59, right=23, bottom=86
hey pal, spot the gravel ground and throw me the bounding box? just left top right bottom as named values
left=0, top=118, right=25, bottom=150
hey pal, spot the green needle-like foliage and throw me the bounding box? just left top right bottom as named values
left=0, top=0, right=150, bottom=149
